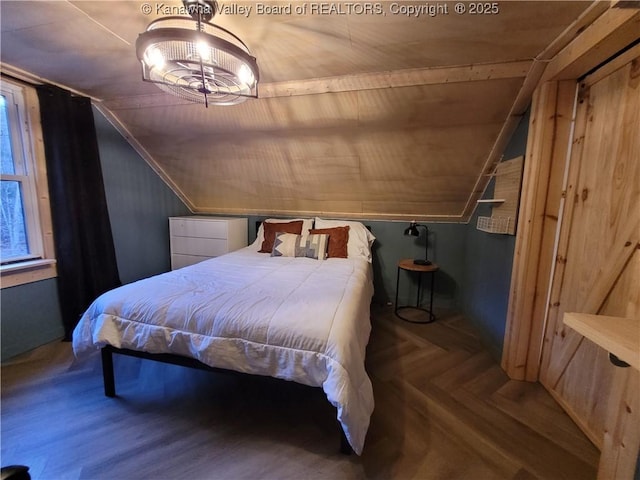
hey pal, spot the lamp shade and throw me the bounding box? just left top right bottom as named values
left=404, top=222, right=420, bottom=236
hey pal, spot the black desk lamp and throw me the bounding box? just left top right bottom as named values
left=404, top=221, right=431, bottom=265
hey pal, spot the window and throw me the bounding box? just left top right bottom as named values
left=1, top=83, right=42, bottom=262
left=0, top=78, right=56, bottom=287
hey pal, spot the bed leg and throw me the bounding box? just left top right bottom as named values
left=339, top=426, right=353, bottom=455
left=101, top=347, right=116, bottom=397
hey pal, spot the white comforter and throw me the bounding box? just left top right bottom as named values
left=72, top=247, right=375, bottom=454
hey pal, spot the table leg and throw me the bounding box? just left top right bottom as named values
left=429, top=270, right=435, bottom=322
left=395, top=267, right=436, bottom=324
left=395, top=266, right=400, bottom=316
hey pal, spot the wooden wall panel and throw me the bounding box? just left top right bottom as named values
left=539, top=57, right=640, bottom=479
left=1, top=0, right=601, bottom=221
left=501, top=80, right=576, bottom=380
left=598, top=366, right=640, bottom=479
left=113, top=79, right=521, bottom=220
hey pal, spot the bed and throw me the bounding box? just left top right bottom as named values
left=72, top=217, right=376, bottom=455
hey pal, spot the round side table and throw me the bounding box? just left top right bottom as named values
left=395, top=259, right=439, bottom=323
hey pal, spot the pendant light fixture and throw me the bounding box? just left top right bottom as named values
left=136, top=0, right=259, bottom=107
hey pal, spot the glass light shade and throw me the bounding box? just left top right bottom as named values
left=145, top=47, right=165, bottom=69
left=136, top=16, right=259, bottom=106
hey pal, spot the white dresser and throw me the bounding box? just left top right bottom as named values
left=169, top=216, right=248, bottom=270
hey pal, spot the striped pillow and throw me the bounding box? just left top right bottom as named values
left=300, top=233, right=329, bottom=260
left=271, top=233, right=329, bottom=260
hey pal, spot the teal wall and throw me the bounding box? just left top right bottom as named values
left=1, top=107, right=191, bottom=362
left=459, top=112, right=529, bottom=359
left=0, top=279, right=64, bottom=361
left=1, top=106, right=527, bottom=362
left=93, top=108, right=191, bottom=284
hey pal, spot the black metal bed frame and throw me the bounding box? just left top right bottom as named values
left=100, top=345, right=353, bottom=454
left=98, top=220, right=373, bottom=455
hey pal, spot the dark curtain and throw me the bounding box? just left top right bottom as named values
left=36, top=85, right=121, bottom=340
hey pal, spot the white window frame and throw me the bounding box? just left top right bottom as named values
left=0, top=78, right=56, bottom=287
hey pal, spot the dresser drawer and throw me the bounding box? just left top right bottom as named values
left=170, top=218, right=228, bottom=239
left=169, top=216, right=248, bottom=270
left=171, top=236, right=228, bottom=257
left=171, top=254, right=209, bottom=270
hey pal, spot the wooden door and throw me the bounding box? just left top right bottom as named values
left=539, top=57, right=639, bottom=478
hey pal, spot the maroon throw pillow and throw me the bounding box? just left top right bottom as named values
left=308, top=226, right=350, bottom=258
left=259, top=221, right=304, bottom=253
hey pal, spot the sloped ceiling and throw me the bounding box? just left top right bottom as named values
left=0, top=1, right=600, bottom=221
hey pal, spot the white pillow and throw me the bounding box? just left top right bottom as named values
left=252, top=218, right=314, bottom=248
left=314, top=217, right=375, bottom=262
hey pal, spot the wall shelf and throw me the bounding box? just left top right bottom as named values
left=563, top=312, right=639, bottom=371
left=476, top=156, right=523, bottom=235
left=477, top=216, right=512, bottom=234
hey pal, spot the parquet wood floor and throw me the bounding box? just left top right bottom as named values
left=1, top=306, right=599, bottom=479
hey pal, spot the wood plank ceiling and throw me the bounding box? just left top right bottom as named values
left=0, top=1, right=597, bottom=221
